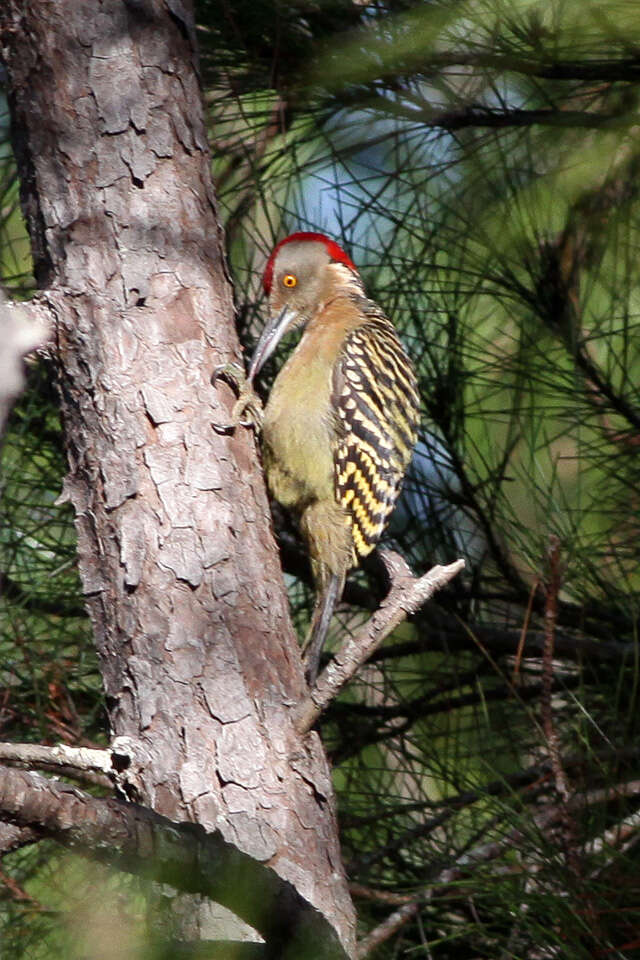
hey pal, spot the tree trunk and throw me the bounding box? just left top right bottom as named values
left=0, top=0, right=354, bottom=951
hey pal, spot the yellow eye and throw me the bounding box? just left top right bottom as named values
left=282, top=274, right=298, bottom=288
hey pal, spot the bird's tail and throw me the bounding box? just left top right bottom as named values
left=302, top=572, right=342, bottom=686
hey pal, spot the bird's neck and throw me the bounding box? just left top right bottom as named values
left=266, top=291, right=372, bottom=427
left=324, top=262, right=365, bottom=301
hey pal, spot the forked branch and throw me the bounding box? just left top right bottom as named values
left=295, top=554, right=465, bottom=733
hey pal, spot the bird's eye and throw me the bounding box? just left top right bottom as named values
left=282, top=274, right=298, bottom=288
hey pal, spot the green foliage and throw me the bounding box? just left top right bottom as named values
left=0, top=361, right=99, bottom=745
left=0, top=96, right=32, bottom=295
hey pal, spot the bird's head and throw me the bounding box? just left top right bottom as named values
left=247, top=232, right=360, bottom=382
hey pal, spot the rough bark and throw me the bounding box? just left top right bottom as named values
left=0, top=0, right=354, bottom=951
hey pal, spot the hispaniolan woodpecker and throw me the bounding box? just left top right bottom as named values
left=219, top=232, right=419, bottom=683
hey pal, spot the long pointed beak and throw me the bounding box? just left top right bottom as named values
left=247, top=305, right=298, bottom=382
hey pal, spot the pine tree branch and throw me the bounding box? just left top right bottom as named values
left=355, top=901, right=420, bottom=959
left=0, top=765, right=350, bottom=960
left=421, top=52, right=640, bottom=84
left=0, top=742, right=114, bottom=788
left=336, top=89, right=633, bottom=131
left=295, top=555, right=465, bottom=733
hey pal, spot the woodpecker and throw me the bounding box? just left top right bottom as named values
left=217, top=232, right=419, bottom=683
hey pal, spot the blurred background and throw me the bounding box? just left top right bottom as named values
left=2, top=1, right=640, bottom=956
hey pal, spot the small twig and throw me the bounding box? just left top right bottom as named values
left=0, top=742, right=114, bottom=788
left=294, top=555, right=465, bottom=733
left=586, top=808, right=640, bottom=871
left=0, top=866, right=43, bottom=906
left=355, top=900, right=420, bottom=959
left=513, top=576, right=539, bottom=682
left=541, top=537, right=570, bottom=803
left=350, top=883, right=415, bottom=906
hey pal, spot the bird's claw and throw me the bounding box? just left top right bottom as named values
left=211, top=362, right=264, bottom=432
left=212, top=362, right=246, bottom=389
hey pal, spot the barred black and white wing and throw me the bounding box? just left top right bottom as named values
left=333, top=309, right=420, bottom=564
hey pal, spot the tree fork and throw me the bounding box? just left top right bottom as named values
left=0, top=0, right=355, bottom=951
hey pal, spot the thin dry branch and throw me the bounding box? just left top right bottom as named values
left=295, top=554, right=465, bottom=733
left=349, top=883, right=414, bottom=906
left=0, top=741, right=112, bottom=774
left=587, top=809, right=640, bottom=863
left=355, top=901, right=420, bottom=959
left=541, top=538, right=570, bottom=803
left=0, top=866, right=43, bottom=905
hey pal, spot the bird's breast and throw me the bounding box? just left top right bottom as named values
left=261, top=330, right=338, bottom=510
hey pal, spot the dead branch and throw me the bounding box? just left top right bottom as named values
left=295, top=555, right=465, bottom=733
left=0, top=741, right=113, bottom=780
left=541, top=537, right=570, bottom=803
left=355, top=901, right=420, bottom=959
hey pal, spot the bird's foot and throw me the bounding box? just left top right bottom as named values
left=212, top=362, right=264, bottom=432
